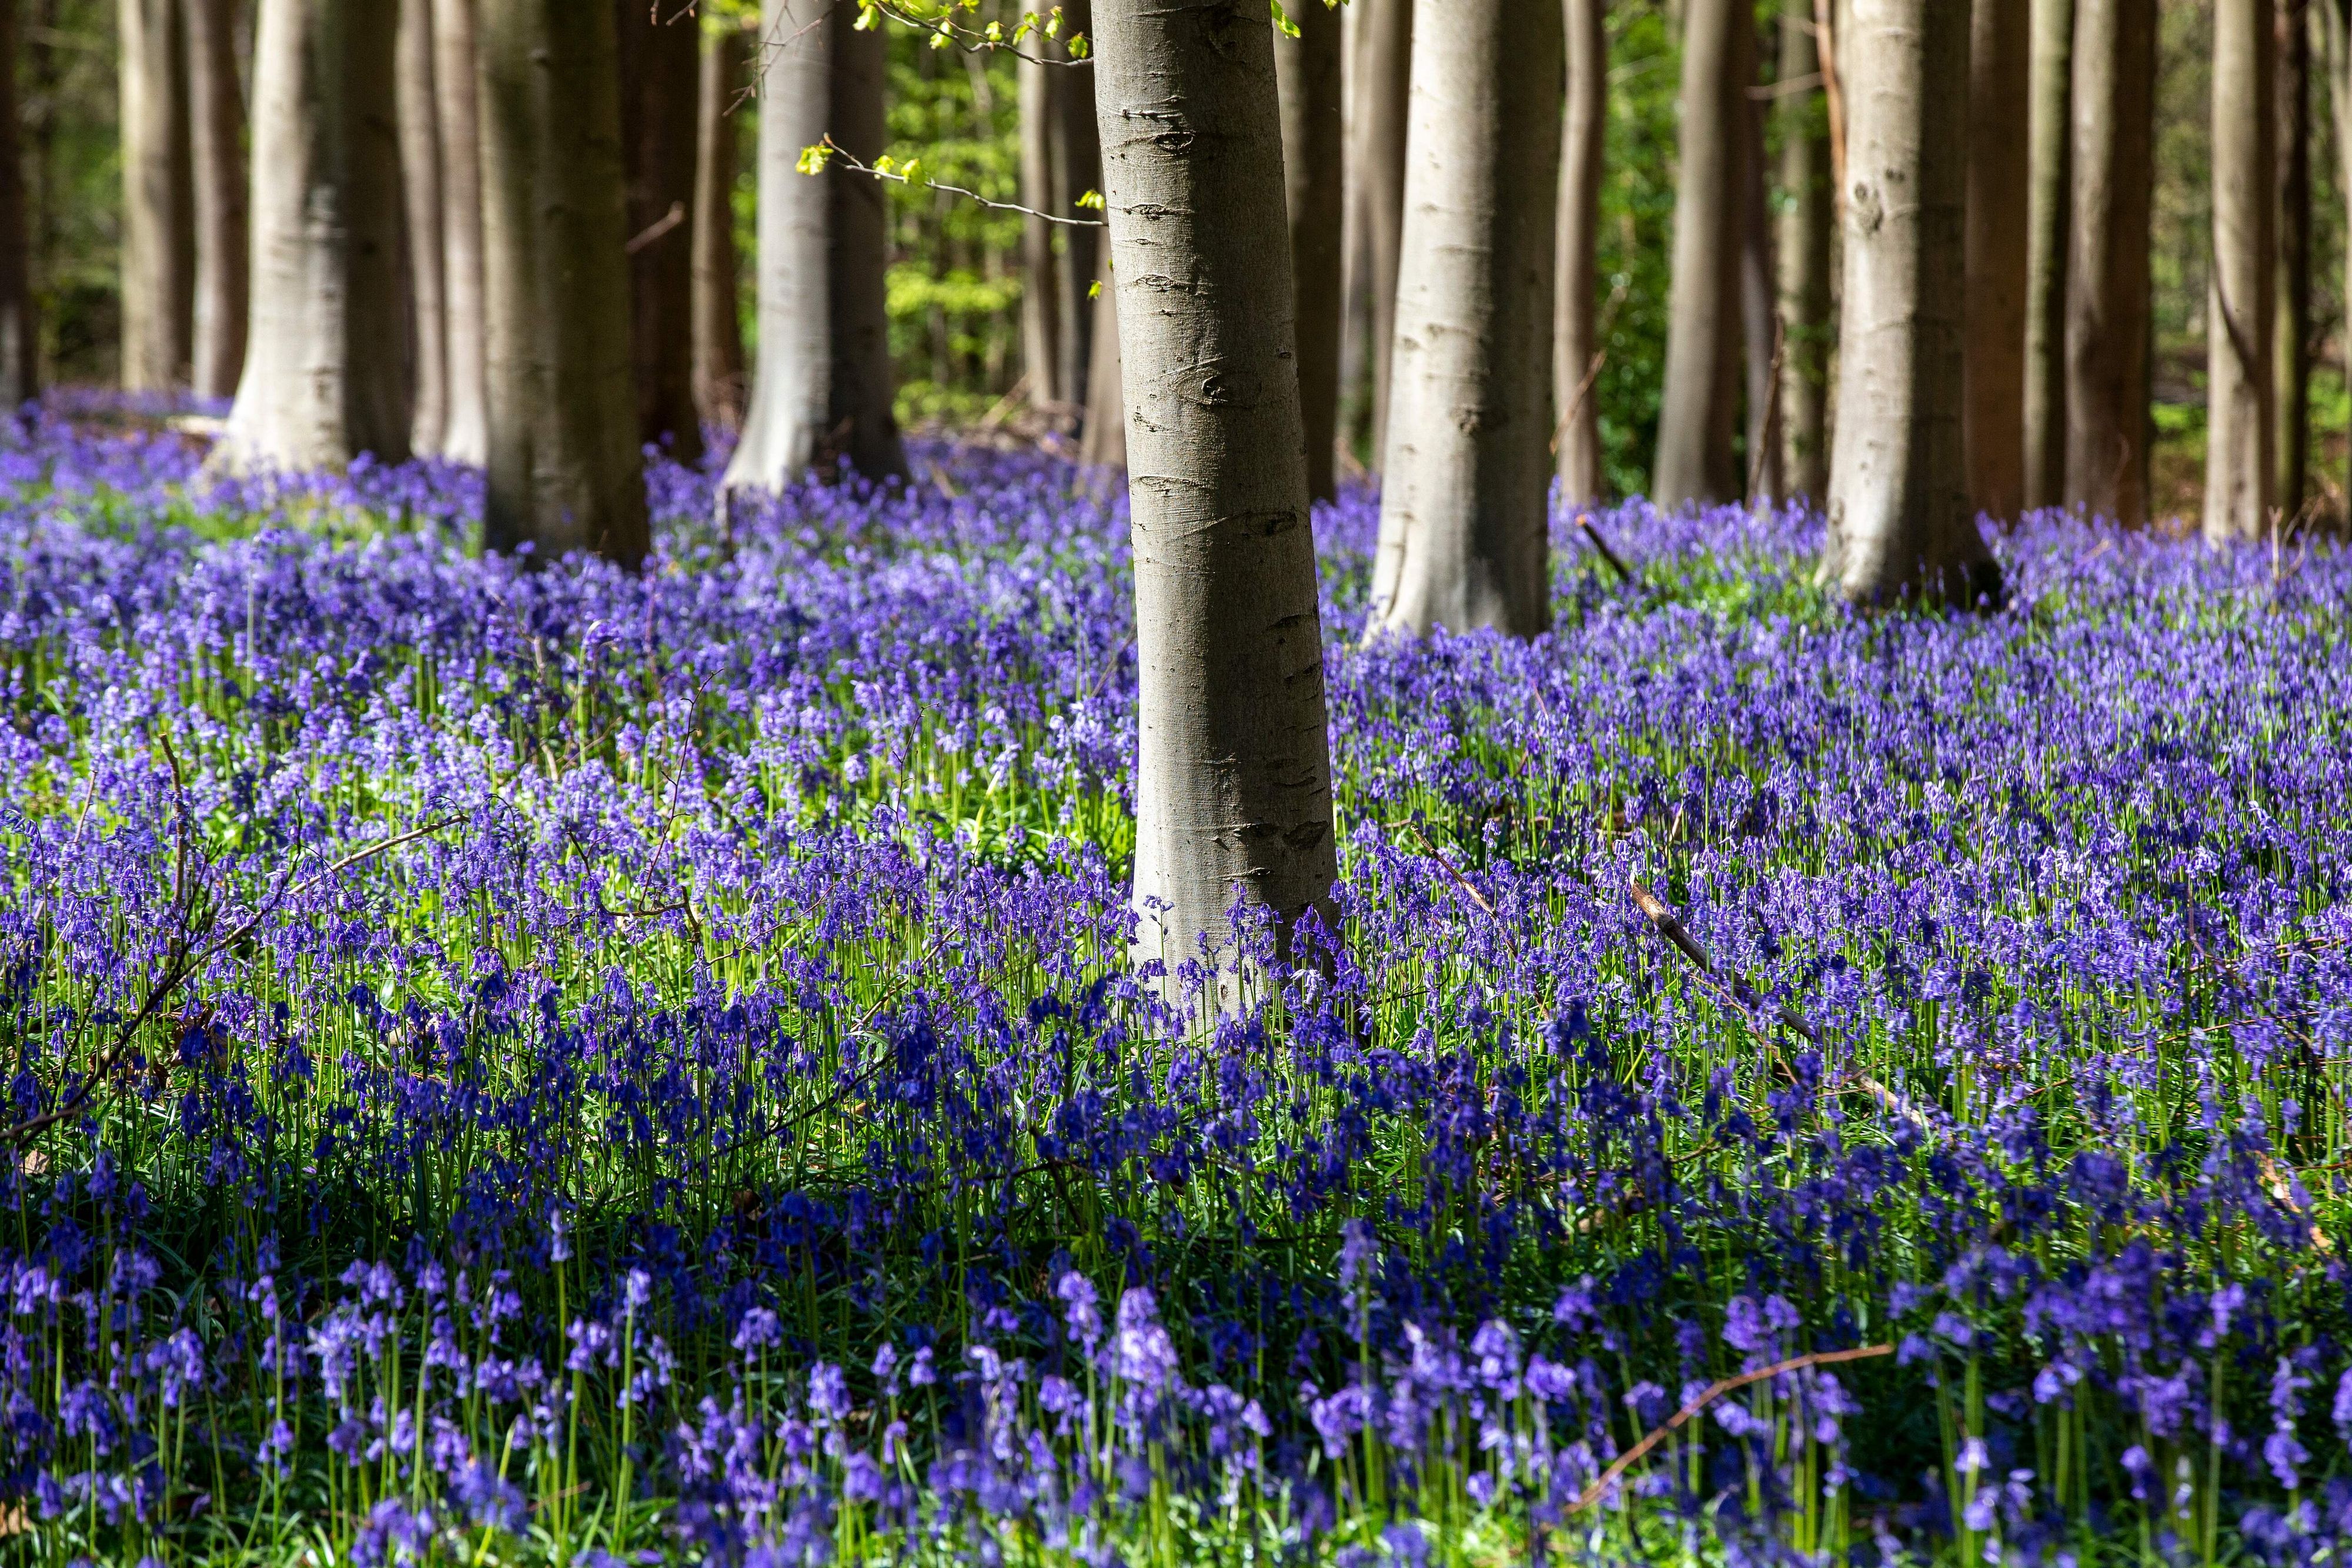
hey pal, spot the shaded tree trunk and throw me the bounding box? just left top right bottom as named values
left=1825, top=0, right=1996, bottom=603
left=1078, top=266, right=1123, bottom=467
left=826, top=21, right=903, bottom=482
left=477, top=0, right=644, bottom=563
left=397, top=0, right=446, bottom=453
left=185, top=0, right=246, bottom=401
left=2204, top=0, right=2277, bottom=542
left=0, top=0, right=31, bottom=407
left=1654, top=0, right=1752, bottom=508
left=2022, top=0, right=2072, bottom=509
left=1015, top=1, right=1100, bottom=423
left=691, top=18, right=747, bottom=430
left=1775, top=0, right=1832, bottom=502
left=1354, top=0, right=1410, bottom=467
left=1017, top=47, right=1061, bottom=407
left=212, top=0, right=407, bottom=472
left=2276, top=0, right=2310, bottom=515
left=1367, top=0, right=1562, bottom=638
left=1554, top=0, right=1605, bottom=503
left=432, top=0, right=486, bottom=464
left=2326, top=0, right=2350, bottom=504
left=1740, top=93, right=1780, bottom=503
left=119, top=0, right=195, bottom=391
left=1964, top=0, right=2027, bottom=522
left=2063, top=0, right=2154, bottom=527
left=1091, top=0, right=1336, bottom=985
left=1052, top=0, right=1101, bottom=412
left=617, top=0, right=704, bottom=464
left=1277, top=0, right=1342, bottom=502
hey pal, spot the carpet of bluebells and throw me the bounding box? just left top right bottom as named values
left=1, top=399, right=2350, bottom=1567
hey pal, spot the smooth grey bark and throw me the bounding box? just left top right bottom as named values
left=1354, top=0, right=1410, bottom=467
left=430, top=0, right=486, bottom=463
left=1963, top=0, right=2028, bottom=522
left=1554, top=0, right=1606, bottom=503
left=1740, top=93, right=1780, bottom=503
left=1018, top=48, right=1061, bottom=407
left=120, top=0, right=195, bottom=391
left=1014, top=2, right=1100, bottom=420
left=1654, top=0, right=1752, bottom=507
left=2022, top=0, right=2072, bottom=509
left=2204, top=0, right=2277, bottom=542
left=617, top=0, right=704, bottom=464
left=0, top=0, right=31, bottom=407
left=1091, top=0, right=1337, bottom=984
left=1078, top=266, right=1123, bottom=467
left=477, top=0, right=644, bottom=563
left=691, top=19, right=747, bottom=430
left=1277, top=0, right=1342, bottom=502
left=1367, top=0, right=1562, bottom=638
left=185, top=0, right=247, bottom=401
left=1051, top=0, right=1101, bottom=412
left=211, top=0, right=407, bottom=472
left=2063, top=0, right=2154, bottom=527
left=397, top=0, right=446, bottom=453
left=1775, top=0, right=1832, bottom=502
left=2276, top=0, right=2309, bottom=514
left=1823, top=0, right=1997, bottom=603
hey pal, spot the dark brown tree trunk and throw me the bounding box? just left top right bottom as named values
left=691, top=17, right=747, bottom=431
left=2022, top=0, right=2072, bottom=508
left=478, top=0, right=645, bottom=563
left=1051, top=0, right=1101, bottom=412
left=119, top=0, right=195, bottom=391
left=397, top=0, right=446, bottom=452
left=1277, top=0, right=1342, bottom=502
left=0, top=0, right=31, bottom=407
left=1655, top=0, right=1753, bottom=507
left=2205, top=0, right=2277, bottom=541
left=1776, top=0, right=1832, bottom=502
left=1964, top=0, right=2029, bottom=521
left=826, top=18, right=904, bottom=482
left=184, top=0, right=246, bottom=402
left=2063, top=0, right=2155, bottom=527
left=2276, top=0, right=2310, bottom=515
left=2325, top=0, right=2350, bottom=499
left=617, top=0, right=703, bottom=464
left=1018, top=47, right=1061, bottom=407
left=1354, top=0, right=1410, bottom=469
left=1555, top=0, right=1606, bottom=503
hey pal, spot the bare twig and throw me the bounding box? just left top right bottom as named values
left=816, top=138, right=1105, bottom=228
left=1576, top=514, right=1635, bottom=584
left=625, top=200, right=687, bottom=255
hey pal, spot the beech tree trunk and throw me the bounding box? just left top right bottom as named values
left=2326, top=0, right=2350, bottom=499
left=2204, top=0, right=2277, bottom=542
left=1963, top=0, right=2028, bottom=522
left=826, top=23, right=903, bottom=482
left=119, top=0, right=195, bottom=392
left=1654, top=0, right=1752, bottom=508
left=1740, top=93, right=1780, bottom=503
left=1078, top=268, right=1123, bottom=467
left=2022, top=0, right=2072, bottom=509
left=691, top=18, right=747, bottom=431
left=0, top=0, right=31, bottom=408
left=212, top=0, right=407, bottom=472
left=1277, top=0, right=1342, bottom=502
left=1824, top=0, right=1997, bottom=604
left=1554, top=0, right=1605, bottom=503
left=2276, top=0, right=2310, bottom=515
left=185, top=0, right=247, bottom=402
left=477, top=0, right=644, bottom=563
left=1051, top=1, right=1101, bottom=412
left=1367, top=0, right=1562, bottom=638
left=1018, top=49, right=1061, bottom=408
left=2063, top=0, right=2155, bottom=527
left=432, top=0, right=487, bottom=464
left=397, top=0, right=447, bottom=453
left=1091, top=0, right=1337, bottom=985
left=1015, top=2, right=1100, bottom=422
left=1354, top=0, right=1410, bottom=467
left=1775, top=0, right=1832, bottom=502
left=616, top=1, right=703, bottom=463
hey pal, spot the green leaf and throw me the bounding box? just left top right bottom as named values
left=1269, top=0, right=1299, bottom=36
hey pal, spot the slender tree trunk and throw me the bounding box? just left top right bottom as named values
left=617, top=0, right=703, bottom=464
left=119, top=0, right=195, bottom=391
left=1277, top=0, right=1342, bottom=502
left=397, top=0, right=446, bottom=453
left=1355, top=0, right=1410, bottom=468
left=1555, top=0, right=1605, bottom=503
left=691, top=18, right=747, bottom=431
left=0, top=0, right=31, bottom=407
left=1740, top=93, right=1781, bottom=503
left=1654, top=0, right=1752, bottom=507
left=1367, top=0, right=1562, bottom=638
left=827, top=20, right=904, bottom=482
left=2276, top=0, right=2310, bottom=516
left=2022, top=0, right=2072, bottom=509
left=1078, top=265, right=1123, bottom=466
left=2205, top=0, right=2277, bottom=541
left=1776, top=0, right=1832, bottom=502
left=477, top=0, right=644, bottom=563
left=1964, top=0, right=2028, bottom=522
left=432, top=0, right=486, bottom=464
left=2063, top=0, right=2155, bottom=526
left=211, top=0, right=406, bottom=470
left=1091, top=0, right=1337, bottom=985
left=1018, top=49, right=1062, bottom=407
left=1825, top=0, right=1996, bottom=603
left=1051, top=0, right=1101, bottom=411
left=1337, top=0, right=1369, bottom=456
left=185, top=0, right=246, bottom=401
left=2326, top=0, right=2350, bottom=506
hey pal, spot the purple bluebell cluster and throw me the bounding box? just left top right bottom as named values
left=0, top=401, right=2347, bottom=1564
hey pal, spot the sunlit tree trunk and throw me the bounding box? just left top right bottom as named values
left=185, top=0, right=247, bottom=402
left=1553, top=0, right=1605, bottom=503
left=1367, top=0, right=1562, bottom=638
left=1091, top=0, right=1337, bottom=987
left=1654, top=0, right=1752, bottom=507
left=432, top=0, right=487, bottom=464
left=397, top=0, right=447, bottom=453
left=477, top=0, right=644, bottom=562
left=1824, top=0, right=1996, bottom=603
left=617, top=0, right=703, bottom=464
left=120, top=0, right=195, bottom=392
left=1964, top=0, right=2027, bottom=522
left=1277, top=0, right=1342, bottom=502
left=1353, top=0, right=1410, bottom=467
left=691, top=18, right=747, bottom=431
left=2022, top=0, right=2072, bottom=509
left=2276, top=0, right=2310, bottom=516
left=2063, top=0, right=2154, bottom=527
left=2204, top=0, right=2277, bottom=542
left=1775, top=0, right=1832, bottom=502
